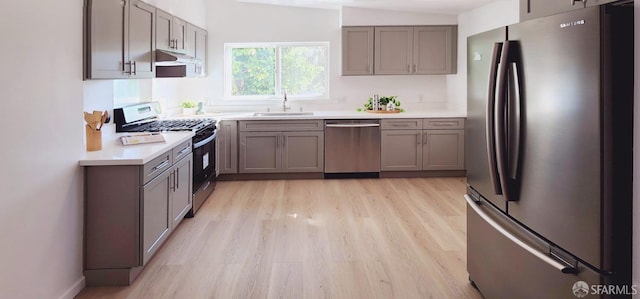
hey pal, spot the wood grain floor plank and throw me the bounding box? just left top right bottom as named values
left=76, top=177, right=481, bottom=299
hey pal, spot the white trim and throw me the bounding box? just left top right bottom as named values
left=58, top=276, right=85, bottom=299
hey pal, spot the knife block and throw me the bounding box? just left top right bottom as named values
left=86, top=125, right=102, bottom=151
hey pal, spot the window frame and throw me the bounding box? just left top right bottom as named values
left=224, top=42, right=330, bottom=102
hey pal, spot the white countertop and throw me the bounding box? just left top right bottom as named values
left=192, top=109, right=466, bottom=121
left=79, top=109, right=464, bottom=166
left=79, top=124, right=194, bottom=166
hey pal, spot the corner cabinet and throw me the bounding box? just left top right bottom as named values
left=85, top=0, right=155, bottom=79
left=520, top=0, right=617, bottom=21
left=381, top=118, right=464, bottom=171
left=342, top=27, right=374, bottom=75
left=84, top=140, right=192, bottom=286
left=238, top=120, right=324, bottom=173
left=374, top=26, right=457, bottom=75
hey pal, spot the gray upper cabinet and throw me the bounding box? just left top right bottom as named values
left=413, top=26, right=457, bottom=74
left=519, top=0, right=616, bottom=21
left=85, top=0, right=155, bottom=79
left=354, top=25, right=457, bottom=76
left=374, top=27, right=414, bottom=75
left=342, top=27, right=374, bottom=75
left=186, top=23, right=207, bottom=77
left=156, top=9, right=187, bottom=53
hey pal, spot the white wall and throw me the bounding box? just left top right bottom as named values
left=204, top=0, right=460, bottom=113
left=0, top=0, right=84, bottom=298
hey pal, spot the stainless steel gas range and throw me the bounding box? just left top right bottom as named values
left=114, top=102, right=217, bottom=216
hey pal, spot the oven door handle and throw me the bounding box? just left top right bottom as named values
left=193, top=131, right=217, bottom=149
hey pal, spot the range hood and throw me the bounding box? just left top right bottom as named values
left=155, top=49, right=201, bottom=66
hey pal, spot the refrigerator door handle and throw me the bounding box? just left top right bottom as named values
left=465, top=195, right=579, bottom=274
left=508, top=61, right=522, bottom=181
left=486, top=42, right=503, bottom=195
left=495, top=41, right=519, bottom=201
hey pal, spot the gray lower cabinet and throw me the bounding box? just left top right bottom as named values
left=381, top=118, right=465, bottom=171
left=238, top=120, right=324, bottom=174
left=422, top=129, right=464, bottom=170
left=84, top=142, right=192, bottom=286
left=218, top=120, right=239, bottom=174
left=85, top=0, right=155, bottom=79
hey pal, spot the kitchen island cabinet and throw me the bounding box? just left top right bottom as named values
left=85, top=0, right=155, bottom=79
left=83, top=139, right=192, bottom=286
left=381, top=118, right=464, bottom=172
left=238, top=120, right=324, bottom=173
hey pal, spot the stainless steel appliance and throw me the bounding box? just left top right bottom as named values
left=324, top=119, right=380, bottom=175
left=114, top=102, right=217, bottom=217
left=466, top=3, right=633, bottom=298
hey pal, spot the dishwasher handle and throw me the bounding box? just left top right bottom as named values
left=325, top=123, right=380, bottom=128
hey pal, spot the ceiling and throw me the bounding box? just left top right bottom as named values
left=236, top=0, right=500, bottom=15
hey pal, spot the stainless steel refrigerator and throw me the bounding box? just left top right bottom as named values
left=466, top=3, right=633, bottom=298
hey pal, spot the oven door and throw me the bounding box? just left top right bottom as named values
left=190, top=127, right=217, bottom=216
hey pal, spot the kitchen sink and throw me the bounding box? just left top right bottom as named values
left=253, top=112, right=314, bottom=117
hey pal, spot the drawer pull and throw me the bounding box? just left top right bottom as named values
left=152, top=160, right=170, bottom=172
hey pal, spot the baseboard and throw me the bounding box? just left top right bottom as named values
left=58, top=276, right=85, bottom=299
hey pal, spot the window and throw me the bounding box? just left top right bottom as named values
left=225, top=42, right=329, bottom=100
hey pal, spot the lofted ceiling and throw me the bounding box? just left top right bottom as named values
left=236, top=0, right=501, bottom=15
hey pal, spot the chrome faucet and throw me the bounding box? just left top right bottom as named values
left=282, top=89, right=290, bottom=112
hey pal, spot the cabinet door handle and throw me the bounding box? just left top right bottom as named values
left=413, top=64, right=417, bottom=73
left=175, top=168, right=179, bottom=190
left=124, top=61, right=132, bottom=74
left=170, top=172, right=176, bottom=191
left=571, top=0, right=587, bottom=6
left=407, top=64, right=411, bottom=73
left=423, top=133, right=427, bottom=145
left=417, top=133, right=421, bottom=145
left=132, top=61, right=137, bottom=75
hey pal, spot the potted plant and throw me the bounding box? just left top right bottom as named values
left=182, top=100, right=197, bottom=115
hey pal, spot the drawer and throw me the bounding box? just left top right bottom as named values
left=239, top=120, right=324, bottom=132
left=423, top=118, right=465, bottom=130
left=172, top=139, right=192, bottom=162
left=381, top=119, right=423, bottom=130
left=142, top=150, right=172, bottom=184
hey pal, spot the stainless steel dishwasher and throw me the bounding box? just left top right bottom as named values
left=324, top=119, right=380, bottom=174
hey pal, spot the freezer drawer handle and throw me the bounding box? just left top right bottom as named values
left=465, top=195, right=579, bottom=275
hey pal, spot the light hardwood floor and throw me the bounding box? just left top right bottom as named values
left=76, top=177, right=482, bottom=299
